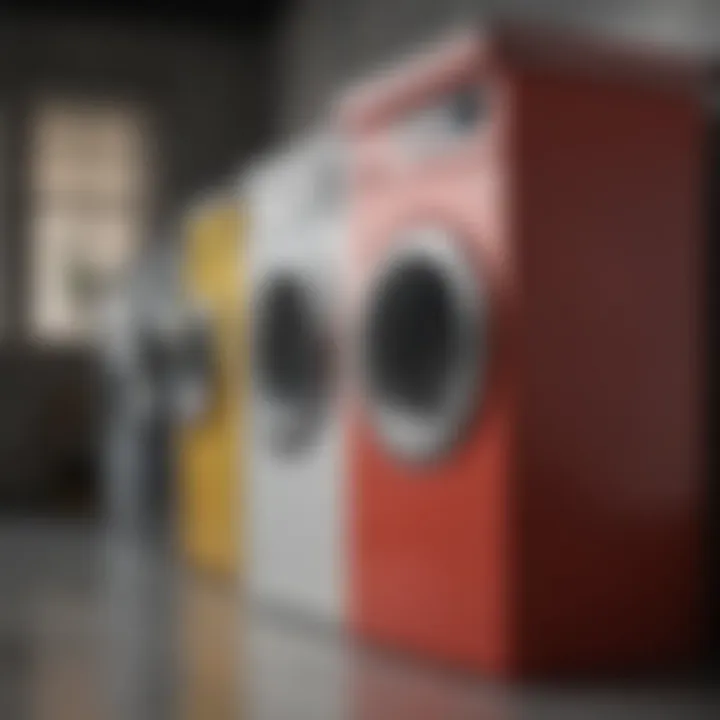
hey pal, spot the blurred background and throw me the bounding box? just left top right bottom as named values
left=0, top=1, right=717, bottom=719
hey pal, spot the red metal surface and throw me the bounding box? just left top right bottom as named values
left=343, top=28, right=706, bottom=678
left=514, top=69, right=705, bottom=676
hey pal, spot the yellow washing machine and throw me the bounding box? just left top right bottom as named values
left=177, top=192, right=246, bottom=578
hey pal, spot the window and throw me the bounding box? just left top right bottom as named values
left=29, top=101, right=150, bottom=343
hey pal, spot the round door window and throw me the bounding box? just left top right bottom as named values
left=254, top=271, right=328, bottom=453
left=361, top=227, right=488, bottom=462
left=175, top=306, right=214, bottom=423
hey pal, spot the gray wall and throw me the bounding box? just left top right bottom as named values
left=0, top=17, right=279, bottom=510
left=0, top=18, right=279, bottom=339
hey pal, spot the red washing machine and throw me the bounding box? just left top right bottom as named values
left=341, top=26, right=708, bottom=678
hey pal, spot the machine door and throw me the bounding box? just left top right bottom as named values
left=175, top=305, right=215, bottom=424
left=254, top=270, right=329, bottom=454
left=360, top=226, right=489, bottom=462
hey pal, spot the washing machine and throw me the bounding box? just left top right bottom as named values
left=342, top=26, right=707, bottom=677
left=245, top=134, right=347, bottom=620
left=100, top=278, right=154, bottom=537
left=177, top=192, right=247, bottom=577
left=101, top=244, right=179, bottom=540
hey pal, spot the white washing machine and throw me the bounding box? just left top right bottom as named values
left=244, top=133, right=347, bottom=621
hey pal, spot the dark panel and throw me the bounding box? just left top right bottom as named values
left=709, top=81, right=720, bottom=665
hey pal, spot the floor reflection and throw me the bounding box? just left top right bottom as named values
left=0, top=522, right=718, bottom=720
left=179, top=569, right=238, bottom=720
left=104, top=535, right=177, bottom=720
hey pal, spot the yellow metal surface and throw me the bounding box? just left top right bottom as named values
left=178, top=197, right=245, bottom=577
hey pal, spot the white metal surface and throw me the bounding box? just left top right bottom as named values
left=243, top=133, right=347, bottom=620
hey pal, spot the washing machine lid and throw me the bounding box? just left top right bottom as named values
left=253, top=266, right=331, bottom=455
left=360, top=226, right=488, bottom=462
left=244, top=132, right=348, bottom=248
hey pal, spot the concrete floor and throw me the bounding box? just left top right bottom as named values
left=0, top=521, right=718, bottom=720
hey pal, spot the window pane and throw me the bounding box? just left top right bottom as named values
left=29, top=101, right=149, bottom=343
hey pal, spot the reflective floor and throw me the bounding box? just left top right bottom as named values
left=0, top=521, right=718, bottom=720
